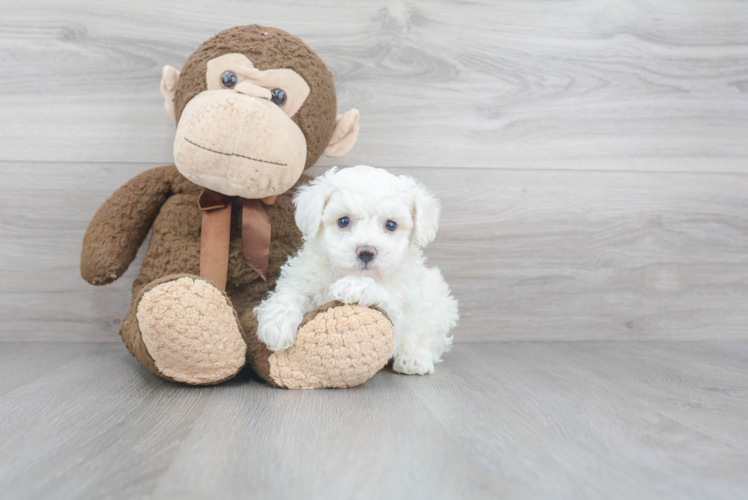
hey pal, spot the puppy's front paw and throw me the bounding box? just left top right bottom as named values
left=393, top=351, right=435, bottom=375
left=255, top=302, right=304, bottom=352
left=329, top=276, right=385, bottom=306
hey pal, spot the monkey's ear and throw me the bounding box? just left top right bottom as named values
left=160, top=65, right=181, bottom=122
left=293, top=167, right=338, bottom=239
left=401, top=175, right=441, bottom=247
left=323, top=109, right=360, bottom=157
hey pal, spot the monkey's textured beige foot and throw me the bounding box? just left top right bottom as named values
left=247, top=301, right=394, bottom=389
left=129, top=275, right=247, bottom=385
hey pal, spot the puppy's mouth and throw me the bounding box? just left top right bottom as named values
left=356, top=263, right=385, bottom=280
left=355, top=259, right=378, bottom=271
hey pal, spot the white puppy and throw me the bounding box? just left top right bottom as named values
left=254, top=165, right=459, bottom=375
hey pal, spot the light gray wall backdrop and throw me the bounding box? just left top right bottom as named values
left=1, top=0, right=747, bottom=342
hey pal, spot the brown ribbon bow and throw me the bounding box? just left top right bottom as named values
left=198, top=188, right=276, bottom=291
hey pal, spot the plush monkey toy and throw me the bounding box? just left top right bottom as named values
left=81, top=26, right=394, bottom=388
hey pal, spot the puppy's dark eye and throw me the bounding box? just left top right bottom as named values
left=338, top=217, right=350, bottom=228
left=385, top=220, right=397, bottom=232
left=270, top=88, right=287, bottom=106
left=221, top=71, right=238, bottom=89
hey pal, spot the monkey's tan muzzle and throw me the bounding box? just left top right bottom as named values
left=173, top=90, right=307, bottom=199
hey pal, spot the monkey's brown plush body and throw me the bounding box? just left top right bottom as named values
left=81, top=26, right=394, bottom=387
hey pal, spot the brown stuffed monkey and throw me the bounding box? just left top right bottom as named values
left=81, top=25, right=394, bottom=388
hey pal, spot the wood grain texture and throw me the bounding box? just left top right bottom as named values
left=2, top=4, right=747, bottom=498
left=0, top=0, right=747, bottom=171
left=0, top=341, right=746, bottom=500
left=2, top=162, right=747, bottom=342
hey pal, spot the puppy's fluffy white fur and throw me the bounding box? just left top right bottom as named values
left=254, top=165, right=458, bottom=375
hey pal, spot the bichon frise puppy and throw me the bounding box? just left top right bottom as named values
left=254, top=165, right=459, bottom=375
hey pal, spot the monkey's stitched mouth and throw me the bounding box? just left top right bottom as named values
left=184, top=138, right=287, bottom=167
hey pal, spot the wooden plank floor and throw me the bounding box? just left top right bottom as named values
left=1, top=341, right=747, bottom=500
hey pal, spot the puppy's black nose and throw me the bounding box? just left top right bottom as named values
left=357, top=246, right=377, bottom=264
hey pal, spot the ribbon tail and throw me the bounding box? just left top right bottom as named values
left=241, top=198, right=272, bottom=281
left=198, top=189, right=232, bottom=291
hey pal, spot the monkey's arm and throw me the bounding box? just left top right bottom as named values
left=81, top=165, right=175, bottom=285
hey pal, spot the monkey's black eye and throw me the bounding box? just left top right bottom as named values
left=338, top=217, right=350, bottom=229
left=221, top=71, right=238, bottom=89
left=270, top=88, right=287, bottom=106
left=385, top=220, right=397, bottom=232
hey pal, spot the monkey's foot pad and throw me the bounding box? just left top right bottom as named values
left=136, top=277, right=247, bottom=385
left=269, top=304, right=394, bottom=389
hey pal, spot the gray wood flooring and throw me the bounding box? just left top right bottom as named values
left=1, top=341, right=747, bottom=500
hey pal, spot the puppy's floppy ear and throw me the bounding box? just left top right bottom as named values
left=294, top=167, right=338, bottom=239
left=401, top=175, right=440, bottom=247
